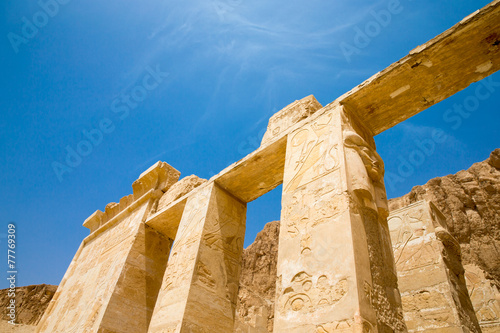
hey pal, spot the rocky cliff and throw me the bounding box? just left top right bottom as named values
left=0, top=284, right=57, bottom=332
left=234, top=221, right=280, bottom=333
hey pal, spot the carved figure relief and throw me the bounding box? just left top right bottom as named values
left=388, top=206, right=441, bottom=272
left=279, top=271, right=348, bottom=314
left=282, top=190, right=344, bottom=259
left=465, top=265, right=500, bottom=325
left=282, top=178, right=344, bottom=246
left=284, top=113, right=339, bottom=193
left=203, top=214, right=245, bottom=257
left=340, top=108, right=389, bottom=217
left=342, top=128, right=387, bottom=214
left=388, top=209, right=426, bottom=249
left=395, top=240, right=440, bottom=272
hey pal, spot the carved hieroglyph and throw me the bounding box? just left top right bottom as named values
left=148, top=182, right=247, bottom=333
left=388, top=201, right=481, bottom=332
left=464, top=264, right=500, bottom=332
left=274, top=103, right=406, bottom=332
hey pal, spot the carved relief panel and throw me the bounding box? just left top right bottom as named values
left=275, top=105, right=382, bottom=332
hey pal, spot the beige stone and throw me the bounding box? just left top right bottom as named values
left=464, top=264, right=500, bottom=332
left=234, top=221, right=280, bottom=333
left=148, top=182, right=247, bottom=332
left=37, top=162, right=179, bottom=333
left=388, top=201, right=481, bottom=332
left=261, top=95, right=323, bottom=146
left=155, top=175, right=207, bottom=213
left=337, top=0, right=500, bottom=135
left=273, top=103, right=405, bottom=332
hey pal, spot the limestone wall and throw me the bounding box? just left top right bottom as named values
left=37, top=205, right=152, bottom=333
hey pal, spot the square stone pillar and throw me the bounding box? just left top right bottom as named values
left=148, top=182, right=247, bottom=333
left=274, top=104, right=406, bottom=332
left=389, top=200, right=481, bottom=332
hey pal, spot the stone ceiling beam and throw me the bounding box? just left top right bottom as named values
left=338, top=0, right=500, bottom=135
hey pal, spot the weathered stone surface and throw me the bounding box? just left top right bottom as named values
left=156, top=175, right=207, bottom=213
left=148, top=182, right=247, bottom=333
left=133, top=161, right=181, bottom=196
left=37, top=162, right=179, bottom=333
left=488, top=148, right=500, bottom=169
left=215, top=135, right=287, bottom=203
left=37, top=204, right=153, bottom=333
left=83, top=161, right=181, bottom=234
left=261, top=95, right=322, bottom=146
left=464, top=264, right=500, bottom=332
left=99, top=224, right=172, bottom=333
left=274, top=104, right=405, bottom=332
left=388, top=200, right=480, bottom=332
left=11, top=148, right=500, bottom=333
left=235, top=221, right=280, bottom=333
left=389, top=150, right=500, bottom=332
left=0, top=284, right=57, bottom=327
left=28, top=2, right=500, bottom=331
left=338, top=0, right=500, bottom=135
left=388, top=152, right=500, bottom=285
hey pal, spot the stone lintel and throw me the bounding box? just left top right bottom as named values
left=143, top=0, right=500, bottom=213
left=146, top=195, right=188, bottom=240
left=337, top=0, right=500, bottom=135
left=215, top=135, right=288, bottom=203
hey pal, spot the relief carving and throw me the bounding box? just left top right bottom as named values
left=282, top=182, right=344, bottom=246
left=285, top=113, right=339, bottom=193
left=388, top=209, right=425, bottom=249
left=465, top=265, right=500, bottom=325
left=394, top=240, right=440, bottom=272
left=203, top=215, right=244, bottom=257
left=195, top=261, right=216, bottom=290
left=279, top=271, right=348, bottom=314
left=161, top=188, right=212, bottom=292
left=316, top=319, right=353, bottom=332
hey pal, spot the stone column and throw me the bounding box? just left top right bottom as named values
left=389, top=200, right=482, bottom=332
left=274, top=104, right=406, bottom=332
left=148, top=182, right=247, bottom=333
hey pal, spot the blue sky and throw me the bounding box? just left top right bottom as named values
left=1, top=0, right=499, bottom=288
